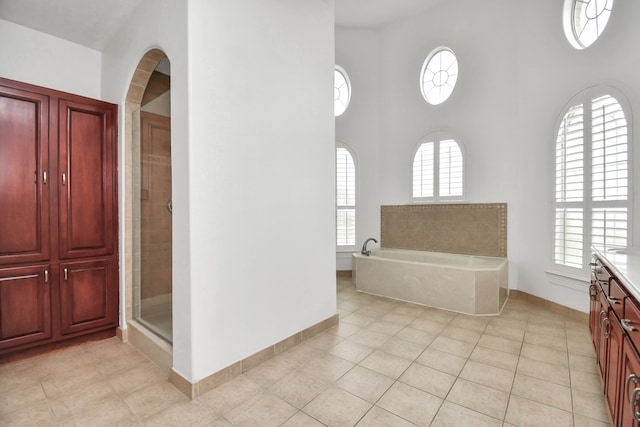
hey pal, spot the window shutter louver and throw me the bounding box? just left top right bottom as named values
left=336, top=147, right=356, bottom=247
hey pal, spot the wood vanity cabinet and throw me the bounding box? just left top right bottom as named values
left=0, top=77, right=118, bottom=359
left=590, top=253, right=640, bottom=426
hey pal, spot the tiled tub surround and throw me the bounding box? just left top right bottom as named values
left=380, top=203, right=507, bottom=257
left=0, top=277, right=609, bottom=426
left=353, top=248, right=508, bottom=315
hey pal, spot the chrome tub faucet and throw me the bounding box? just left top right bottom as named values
left=361, top=238, right=378, bottom=256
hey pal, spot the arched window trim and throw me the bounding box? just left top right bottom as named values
left=336, top=142, right=358, bottom=251
left=334, top=65, right=352, bottom=117
left=562, top=0, right=615, bottom=50
left=410, top=131, right=466, bottom=203
left=550, top=84, right=633, bottom=279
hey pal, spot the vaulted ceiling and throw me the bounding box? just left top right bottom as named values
left=0, top=0, right=444, bottom=51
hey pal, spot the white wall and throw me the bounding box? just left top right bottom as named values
left=336, top=0, right=640, bottom=313
left=186, top=0, right=336, bottom=381
left=0, top=19, right=101, bottom=98
left=335, top=28, right=382, bottom=269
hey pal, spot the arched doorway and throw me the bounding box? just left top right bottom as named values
left=123, top=49, right=173, bottom=367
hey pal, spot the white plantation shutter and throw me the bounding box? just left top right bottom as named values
left=553, top=91, right=630, bottom=272
left=336, top=147, right=356, bottom=247
left=439, top=139, right=464, bottom=197
left=412, top=137, right=464, bottom=201
left=413, top=142, right=434, bottom=198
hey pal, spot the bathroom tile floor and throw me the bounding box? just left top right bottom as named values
left=0, top=277, right=611, bottom=426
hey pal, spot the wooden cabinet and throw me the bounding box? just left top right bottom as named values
left=591, top=252, right=640, bottom=426
left=0, top=77, right=118, bottom=358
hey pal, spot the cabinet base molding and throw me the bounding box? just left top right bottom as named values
left=0, top=328, right=116, bottom=364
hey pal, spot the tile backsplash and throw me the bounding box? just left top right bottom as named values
left=380, top=203, right=507, bottom=257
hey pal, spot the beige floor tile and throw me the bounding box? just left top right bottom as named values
left=489, top=317, right=528, bottom=331
left=335, top=365, right=394, bottom=403
left=224, top=392, right=297, bottom=427
left=459, top=359, right=515, bottom=392
left=431, top=401, right=502, bottom=427
left=409, top=317, right=449, bottom=335
left=0, top=399, right=56, bottom=426
left=199, top=375, right=262, bottom=414
left=337, top=300, right=362, bottom=313
left=399, top=363, right=456, bottom=398
left=144, top=398, right=216, bottom=426
left=381, top=312, right=417, bottom=326
left=511, top=373, right=572, bottom=411
left=367, top=320, right=405, bottom=336
left=429, top=336, right=475, bottom=358
left=356, top=406, right=416, bottom=426
left=569, top=352, right=599, bottom=374
left=469, top=346, right=519, bottom=371
left=524, top=331, right=568, bottom=351
left=504, top=395, right=573, bottom=427
left=124, top=379, right=187, bottom=420
left=348, top=329, right=391, bottom=348
left=484, top=324, right=525, bottom=342
left=566, top=328, right=592, bottom=344
left=299, top=353, right=354, bottom=383
left=49, top=380, right=118, bottom=421
left=477, top=333, right=522, bottom=355
left=446, top=378, right=509, bottom=419
left=377, top=382, right=443, bottom=427
left=0, top=381, right=47, bottom=416
left=58, top=396, right=137, bottom=427
left=360, top=350, right=412, bottom=379
left=570, top=369, right=603, bottom=394
left=520, top=343, right=568, bottom=367
left=440, top=325, right=482, bottom=344
left=449, top=314, right=491, bottom=332
left=417, top=309, right=456, bottom=325
left=395, top=326, right=437, bottom=346
left=40, top=366, right=105, bottom=400
left=281, top=411, right=326, bottom=426
left=573, top=414, right=613, bottom=427
left=325, top=321, right=361, bottom=338
left=303, top=386, right=372, bottom=427
left=108, top=359, right=168, bottom=396
left=379, top=337, right=424, bottom=361
left=278, top=343, right=323, bottom=367
left=516, top=356, right=571, bottom=387
left=243, top=356, right=297, bottom=388
left=526, top=322, right=567, bottom=339
left=268, top=370, right=328, bottom=409
left=329, top=339, right=375, bottom=363
left=390, top=303, right=426, bottom=318
left=415, top=347, right=467, bottom=376
left=572, top=388, right=610, bottom=423
left=341, top=312, right=376, bottom=328
left=0, top=359, right=40, bottom=391
left=206, top=418, right=233, bottom=427
left=567, top=339, right=597, bottom=357
left=305, top=332, right=344, bottom=351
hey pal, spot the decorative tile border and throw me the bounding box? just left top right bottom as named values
left=381, top=203, right=507, bottom=257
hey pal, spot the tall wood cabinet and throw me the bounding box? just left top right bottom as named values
left=0, top=77, right=118, bottom=358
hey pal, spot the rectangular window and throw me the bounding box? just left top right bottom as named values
left=336, top=147, right=356, bottom=247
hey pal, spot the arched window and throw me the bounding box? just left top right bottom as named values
left=412, top=134, right=465, bottom=202
left=334, top=65, right=351, bottom=117
left=336, top=145, right=356, bottom=247
left=564, top=0, right=615, bottom=49
left=420, top=47, right=459, bottom=105
left=553, top=87, right=631, bottom=273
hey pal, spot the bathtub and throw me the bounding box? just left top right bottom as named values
left=352, top=248, right=508, bottom=315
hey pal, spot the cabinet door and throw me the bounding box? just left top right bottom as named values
left=0, top=84, right=50, bottom=265
left=604, top=311, right=623, bottom=426
left=0, top=265, right=51, bottom=350
left=58, top=98, right=117, bottom=259
left=589, top=282, right=600, bottom=350
left=619, top=337, right=640, bottom=427
left=59, top=259, right=117, bottom=335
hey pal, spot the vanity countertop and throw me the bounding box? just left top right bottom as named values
left=593, top=246, right=640, bottom=302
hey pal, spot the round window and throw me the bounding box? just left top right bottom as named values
left=334, top=66, right=351, bottom=117
left=420, top=47, right=458, bottom=106
left=564, top=0, right=614, bottom=49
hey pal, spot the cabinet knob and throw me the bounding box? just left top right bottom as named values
left=61, top=173, right=66, bottom=186
left=44, top=269, right=48, bottom=283
left=64, top=268, right=68, bottom=281
left=627, top=374, right=639, bottom=405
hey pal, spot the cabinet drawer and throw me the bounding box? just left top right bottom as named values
left=609, top=278, right=627, bottom=320
left=623, top=299, right=640, bottom=351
